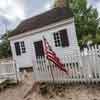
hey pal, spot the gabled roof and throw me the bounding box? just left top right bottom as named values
left=9, top=7, right=73, bottom=37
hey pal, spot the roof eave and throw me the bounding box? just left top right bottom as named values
left=9, top=17, right=74, bottom=40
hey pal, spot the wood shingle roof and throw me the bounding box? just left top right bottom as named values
left=9, top=7, right=73, bottom=37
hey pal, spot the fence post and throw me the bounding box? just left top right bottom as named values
left=14, top=60, right=19, bottom=83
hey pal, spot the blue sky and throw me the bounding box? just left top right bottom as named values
left=0, top=0, right=100, bottom=36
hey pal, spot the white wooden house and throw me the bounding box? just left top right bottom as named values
left=9, top=7, right=80, bottom=71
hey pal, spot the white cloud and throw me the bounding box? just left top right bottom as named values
left=93, top=2, right=100, bottom=16
left=0, top=0, right=55, bottom=22
left=0, top=0, right=54, bottom=34
left=44, top=4, right=52, bottom=11
left=88, top=0, right=100, bottom=16
left=0, top=0, right=26, bottom=22
left=23, top=0, right=54, bottom=18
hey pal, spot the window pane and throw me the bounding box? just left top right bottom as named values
left=57, top=36, right=60, bottom=40
left=21, top=41, right=26, bottom=53
left=14, top=42, right=21, bottom=56
left=60, top=29, right=69, bottom=47
left=54, top=33, right=57, bottom=40
left=57, top=40, right=61, bottom=46
left=22, top=47, right=26, bottom=53
left=21, top=41, right=24, bottom=47
left=54, top=32, right=61, bottom=47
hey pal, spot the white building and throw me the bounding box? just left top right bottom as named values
left=9, top=7, right=80, bottom=71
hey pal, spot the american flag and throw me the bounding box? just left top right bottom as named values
left=43, top=36, right=68, bottom=74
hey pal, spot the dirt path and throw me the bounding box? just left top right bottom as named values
left=0, top=72, right=100, bottom=100
left=0, top=72, right=33, bottom=100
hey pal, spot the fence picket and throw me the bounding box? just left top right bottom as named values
left=0, top=60, right=18, bottom=81
left=33, top=45, right=100, bottom=83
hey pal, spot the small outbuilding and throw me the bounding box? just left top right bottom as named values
left=9, top=6, right=80, bottom=71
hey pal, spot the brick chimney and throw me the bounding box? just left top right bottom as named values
left=55, top=0, right=67, bottom=8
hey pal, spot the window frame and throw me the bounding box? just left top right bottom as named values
left=20, top=41, right=26, bottom=53
left=34, top=40, right=45, bottom=58
left=60, top=29, right=69, bottom=47
left=53, top=29, right=69, bottom=47
left=14, top=41, right=26, bottom=56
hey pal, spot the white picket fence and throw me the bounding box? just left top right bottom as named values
left=33, top=45, right=100, bottom=83
left=0, top=60, right=18, bottom=82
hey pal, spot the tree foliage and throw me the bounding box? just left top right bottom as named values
left=54, top=0, right=99, bottom=47
left=69, top=0, right=100, bottom=46
left=0, top=31, right=11, bottom=59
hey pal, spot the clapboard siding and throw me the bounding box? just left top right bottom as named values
left=10, top=19, right=79, bottom=68
left=10, top=36, right=33, bottom=69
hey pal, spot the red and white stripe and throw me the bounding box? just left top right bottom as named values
left=43, top=36, right=68, bottom=74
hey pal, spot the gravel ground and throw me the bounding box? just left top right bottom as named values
left=0, top=72, right=100, bottom=100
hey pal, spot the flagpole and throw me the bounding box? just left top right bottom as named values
left=48, top=60, right=55, bottom=83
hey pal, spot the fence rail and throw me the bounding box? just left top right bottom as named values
left=33, top=45, right=100, bottom=83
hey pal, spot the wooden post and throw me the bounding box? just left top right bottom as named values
left=14, top=60, right=19, bottom=83
left=48, top=61, right=55, bottom=82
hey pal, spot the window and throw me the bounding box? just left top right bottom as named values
left=54, top=32, right=61, bottom=47
left=60, top=29, right=69, bottom=47
left=20, top=41, right=26, bottom=53
left=34, top=40, right=44, bottom=58
left=14, top=42, right=21, bottom=56
left=14, top=41, right=26, bottom=56
left=53, top=29, right=69, bottom=47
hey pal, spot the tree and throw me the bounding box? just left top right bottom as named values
left=0, top=31, right=12, bottom=58
left=69, top=0, right=100, bottom=46
left=55, top=0, right=100, bottom=47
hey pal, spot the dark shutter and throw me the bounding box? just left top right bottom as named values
left=34, top=40, right=44, bottom=58
left=60, top=29, right=69, bottom=47
left=14, top=42, right=21, bottom=56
